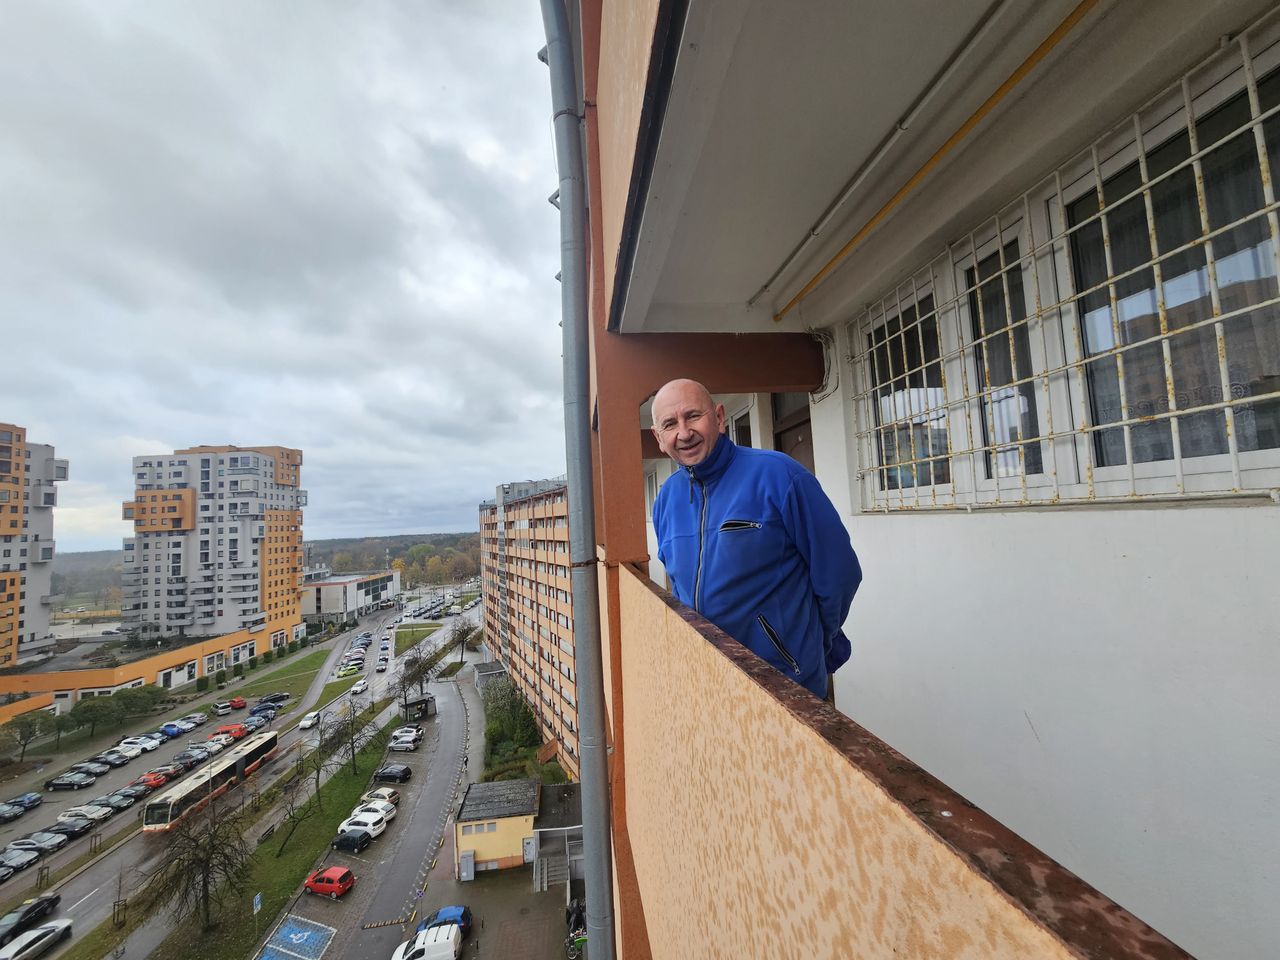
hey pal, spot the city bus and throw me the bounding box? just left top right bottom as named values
left=142, top=730, right=279, bottom=832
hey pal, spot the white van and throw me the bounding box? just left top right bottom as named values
left=447, top=605, right=462, bottom=616
left=391, top=924, right=461, bottom=960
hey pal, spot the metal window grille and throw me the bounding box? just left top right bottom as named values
left=849, top=12, right=1280, bottom=510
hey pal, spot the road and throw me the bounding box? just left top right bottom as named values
left=33, top=601, right=484, bottom=959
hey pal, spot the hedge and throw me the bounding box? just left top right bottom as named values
left=262, top=650, right=274, bottom=665
left=196, top=677, right=210, bottom=692
left=248, top=656, right=258, bottom=670
left=233, top=663, right=243, bottom=677
left=215, top=669, right=227, bottom=685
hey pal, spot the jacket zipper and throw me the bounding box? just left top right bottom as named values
left=718, top=520, right=761, bottom=532
left=757, top=615, right=800, bottom=675
left=692, top=472, right=708, bottom=612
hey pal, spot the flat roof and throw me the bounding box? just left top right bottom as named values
left=457, top=779, right=539, bottom=822
left=534, top=783, right=582, bottom=832
left=309, top=570, right=394, bottom=587
left=473, top=661, right=507, bottom=676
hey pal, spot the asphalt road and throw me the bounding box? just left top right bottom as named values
left=26, top=602, right=483, bottom=959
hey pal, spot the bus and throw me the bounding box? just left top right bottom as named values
left=142, top=731, right=279, bottom=832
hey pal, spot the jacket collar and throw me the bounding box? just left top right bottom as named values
left=685, top=433, right=736, bottom=485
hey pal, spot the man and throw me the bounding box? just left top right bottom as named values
left=650, top=378, right=861, bottom=699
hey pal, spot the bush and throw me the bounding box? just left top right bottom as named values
left=248, top=656, right=258, bottom=670
left=262, top=650, right=274, bottom=665
left=288, top=641, right=299, bottom=653
left=196, top=677, right=209, bottom=692
left=233, top=663, right=244, bottom=678
left=215, top=669, right=227, bottom=685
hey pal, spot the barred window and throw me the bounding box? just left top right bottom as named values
left=851, top=15, right=1280, bottom=509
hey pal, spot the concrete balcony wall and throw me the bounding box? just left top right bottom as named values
left=613, top=563, right=1189, bottom=960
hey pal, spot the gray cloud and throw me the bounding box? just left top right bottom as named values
left=0, top=1, right=566, bottom=549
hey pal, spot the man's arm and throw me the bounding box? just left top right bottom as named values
left=782, top=471, right=862, bottom=671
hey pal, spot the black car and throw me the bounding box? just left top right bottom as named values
left=89, top=794, right=134, bottom=812
left=0, top=805, right=24, bottom=824
left=0, top=850, right=38, bottom=873
left=6, top=794, right=41, bottom=811
left=42, top=820, right=92, bottom=840
left=6, top=833, right=68, bottom=856
left=0, top=894, right=60, bottom=946
left=373, top=764, right=412, bottom=783
left=44, top=773, right=94, bottom=791
left=257, top=693, right=292, bottom=706
left=170, top=753, right=201, bottom=771
left=71, top=761, right=110, bottom=776
left=112, top=784, right=152, bottom=799
left=0, top=866, right=13, bottom=886
left=89, top=752, right=130, bottom=769
left=331, top=829, right=373, bottom=853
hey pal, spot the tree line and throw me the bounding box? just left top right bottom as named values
left=0, top=684, right=169, bottom=762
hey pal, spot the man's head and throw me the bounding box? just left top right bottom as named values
left=651, top=378, right=726, bottom=468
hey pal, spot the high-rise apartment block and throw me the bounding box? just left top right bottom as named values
left=121, top=445, right=306, bottom=646
left=0, top=422, right=68, bottom=665
left=479, top=479, right=578, bottom=780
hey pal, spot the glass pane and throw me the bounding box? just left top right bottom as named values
left=967, top=241, right=1043, bottom=478
left=867, top=294, right=949, bottom=489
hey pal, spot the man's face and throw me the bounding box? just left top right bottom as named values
left=651, top=381, right=726, bottom=468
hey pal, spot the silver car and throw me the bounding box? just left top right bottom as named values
left=0, top=919, right=73, bottom=960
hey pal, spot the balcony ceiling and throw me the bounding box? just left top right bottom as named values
left=616, top=0, right=1255, bottom=334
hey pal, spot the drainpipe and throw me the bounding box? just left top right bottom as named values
left=539, top=2, right=617, bottom=958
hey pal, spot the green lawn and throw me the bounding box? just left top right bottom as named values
left=232, top=649, right=331, bottom=711
left=437, top=661, right=464, bottom=679
left=149, top=718, right=398, bottom=960
left=315, top=676, right=360, bottom=709
left=394, top=623, right=439, bottom=656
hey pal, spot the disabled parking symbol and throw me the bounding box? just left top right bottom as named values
left=256, top=915, right=336, bottom=960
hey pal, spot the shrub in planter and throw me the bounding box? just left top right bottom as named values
left=215, top=669, right=227, bottom=685
left=288, top=641, right=299, bottom=654
left=233, top=663, right=243, bottom=678
left=263, top=650, right=274, bottom=665
left=196, top=677, right=209, bottom=692
left=248, top=656, right=258, bottom=670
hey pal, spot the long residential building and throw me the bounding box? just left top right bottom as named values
left=0, top=422, right=68, bottom=665
left=300, top=569, right=401, bottom=625
left=479, top=479, right=578, bottom=780
left=121, top=445, right=306, bottom=650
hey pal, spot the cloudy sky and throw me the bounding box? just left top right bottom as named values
left=1, top=2, right=566, bottom=551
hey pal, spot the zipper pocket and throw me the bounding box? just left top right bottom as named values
left=757, top=615, right=801, bottom=675
left=718, top=519, right=761, bottom=532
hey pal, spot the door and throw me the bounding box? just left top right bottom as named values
left=523, top=836, right=537, bottom=863
left=459, top=850, right=474, bottom=882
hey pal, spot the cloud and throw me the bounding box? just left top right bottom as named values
left=0, top=1, right=567, bottom=550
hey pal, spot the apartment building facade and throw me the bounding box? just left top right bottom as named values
left=121, top=445, right=306, bottom=649
left=554, top=0, right=1280, bottom=957
left=0, top=422, right=68, bottom=665
left=479, top=479, right=579, bottom=780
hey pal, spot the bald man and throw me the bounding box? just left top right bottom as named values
left=650, top=379, right=862, bottom=700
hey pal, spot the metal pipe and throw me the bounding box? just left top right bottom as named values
left=539, top=2, right=617, bottom=958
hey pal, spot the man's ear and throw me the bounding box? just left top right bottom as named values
left=715, top=403, right=727, bottom=432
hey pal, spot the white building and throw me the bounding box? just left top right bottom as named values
left=121, top=445, right=306, bottom=642
left=0, top=422, right=68, bottom=664
left=300, top=570, right=401, bottom=624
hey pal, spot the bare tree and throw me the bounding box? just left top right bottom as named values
left=141, top=809, right=254, bottom=931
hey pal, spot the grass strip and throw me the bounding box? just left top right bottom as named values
left=232, top=650, right=331, bottom=712
left=148, top=718, right=399, bottom=960
left=394, top=624, right=439, bottom=656
left=314, top=676, right=359, bottom=709
left=436, top=661, right=464, bottom=679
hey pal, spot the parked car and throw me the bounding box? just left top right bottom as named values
left=148, top=764, right=184, bottom=780
left=336, top=665, right=359, bottom=679
left=354, top=799, right=396, bottom=822
left=206, top=733, right=235, bottom=748
left=0, top=866, right=14, bottom=886
left=361, top=787, right=400, bottom=807
left=168, top=754, right=200, bottom=771
left=184, top=742, right=213, bottom=759
left=350, top=679, right=369, bottom=695
left=178, top=713, right=208, bottom=727
left=171, top=719, right=197, bottom=732
left=159, top=723, right=185, bottom=738
left=70, top=761, right=109, bottom=776
left=242, top=716, right=268, bottom=733
left=213, top=724, right=248, bottom=740
left=336, top=813, right=385, bottom=838
left=88, top=753, right=129, bottom=769
left=391, top=726, right=425, bottom=744
left=248, top=704, right=277, bottom=719
left=57, top=806, right=111, bottom=824
left=146, top=729, right=172, bottom=742
left=331, top=829, right=373, bottom=854
left=389, top=737, right=419, bottom=753
left=6, top=834, right=67, bottom=856
left=111, top=784, right=152, bottom=800
left=129, top=772, right=167, bottom=790
left=0, top=896, right=61, bottom=947
left=391, top=925, right=461, bottom=960
left=373, top=764, right=412, bottom=784
left=212, top=702, right=231, bottom=717
left=42, top=821, right=92, bottom=841
left=0, top=851, right=39, bottom=874
left=107, top=742, right=142, bottom=759
left=119, top=736, right=160, bottom=752
left=0, top=807, right=24, bottom=826
left=304, top=866, right=356, bottom=900
left=0, top=919, right=73, bottom=960
left=88, top=794, right=134, bottom=812
left=44, top=773, right=94, bottom=792
left=5, top=796, right=40, bottom=812
left=416, top=905, right=473, bottom=938
left=257, top=693, right=292, bottom=706
left=299, top=712, right=320, bottom=730
left=227, top=696, right=247, bottom=709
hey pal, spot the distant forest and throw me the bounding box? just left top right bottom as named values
left=53, top=531, right=482, bottom=601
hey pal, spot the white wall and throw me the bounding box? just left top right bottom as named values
left=829, top=479, right=1280, bottom=959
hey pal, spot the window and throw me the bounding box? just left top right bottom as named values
left=851, top=22, right=1280, bottom=508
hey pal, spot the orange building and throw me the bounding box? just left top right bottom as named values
left=479, top=479, right=578, bottom=780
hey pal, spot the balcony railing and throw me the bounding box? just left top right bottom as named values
left=613, top=563, right=1190, bottom=960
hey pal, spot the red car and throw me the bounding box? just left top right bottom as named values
left=228, top=696, right=246, bottom=709
left=304, top=866, right=355, bottom=899
left=131, top=771, right=168, bottom=790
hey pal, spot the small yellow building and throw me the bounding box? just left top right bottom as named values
left=453, top=779, right=540, bottom=880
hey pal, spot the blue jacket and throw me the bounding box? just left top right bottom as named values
left=653, top=435, right=861, bottom=698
